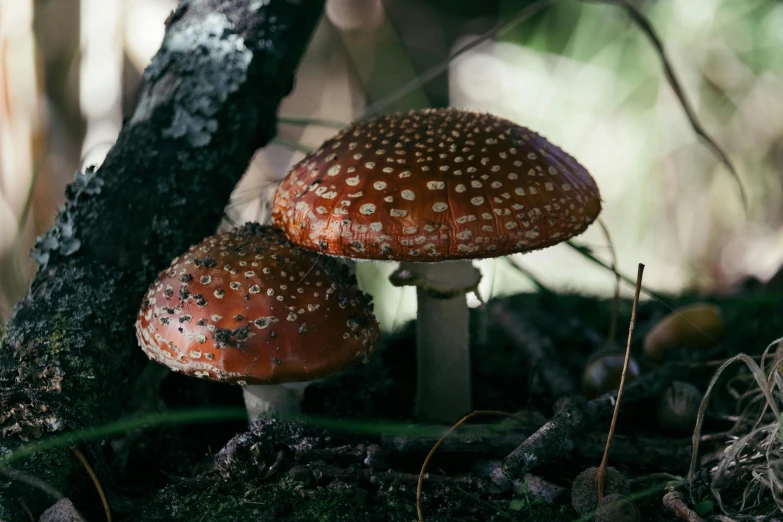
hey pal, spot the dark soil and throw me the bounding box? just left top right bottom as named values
left=92, top=287, right=783, bottom=521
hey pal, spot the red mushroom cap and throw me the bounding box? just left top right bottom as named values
left=272, top=108, right=602, bottom=261
left=134, top=224, right=379, bottom=385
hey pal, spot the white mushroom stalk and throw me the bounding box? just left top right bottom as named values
left=391, top=259, right=482, bottom=422
left=134, top=224, right=379, bottom=423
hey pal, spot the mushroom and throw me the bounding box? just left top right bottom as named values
left=271, top=108, right=602, bottom=423
left=135, top=223, right=380, bottom=421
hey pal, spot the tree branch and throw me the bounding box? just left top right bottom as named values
left=0, top=0, right=324, bottom=518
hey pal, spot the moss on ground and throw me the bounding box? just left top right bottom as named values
left=112, top=289, right=783, bottom=519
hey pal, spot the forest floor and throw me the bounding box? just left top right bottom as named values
left=68, top=286, right=782, bottom=521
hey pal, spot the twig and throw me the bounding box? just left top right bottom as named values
left=384, top=426, right=694, bottom=473
left=70, top=446, right=111, bottom=522
left=596, top=263, right=644, bottom=500
left=360, top=0, right=557, bottom=119
left=490, top=306, right=577, bottom=397
left=582, top=0, right=747, bottom=213
left=662, top=490, right=705, bottom=522
left=277, top=115, right=347, bottom=129
left=503, top=364, right=686, bottom=479
left=565, top=241, right=664, bottom=301
left=597, top=218, right=620, bottom=345
left=417, top=410, right=521, bottom=522
left=503, top=257, right=553, bottom=294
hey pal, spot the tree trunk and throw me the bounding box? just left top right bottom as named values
left=0, top=0, right=324, bottom=518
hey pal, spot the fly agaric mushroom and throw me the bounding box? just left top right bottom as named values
left=271, top=107, right=602, bottom=423
left=135, top=223, right=380, bottom=420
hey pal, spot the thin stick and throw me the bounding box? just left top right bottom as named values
left=70, top=446, right=111, bottom=522
left=361, top=0, right=557, bottom=119
left=277, top=115, right=347, bottom=129
left=416, top=410, right=521, bottom=522
left=582, top=0, right=747, bottom=213
left=662, top=490, right=705, bottom=522
left=597, top=218, right=620, bottom=345
left=596, top=263, right=645, bottom=500
left=565, top=241, right=663, bottom=302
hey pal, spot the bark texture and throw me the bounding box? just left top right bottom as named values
left=0, top=0, right=324, bottom=518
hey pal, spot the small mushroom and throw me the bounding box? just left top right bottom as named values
left=582, top=349, right=640, bottom=399
left=643, top=303, right=723, bottom=361
left=272, top=108, right=602, bottom=423
left=135, top=223, right=380, bottom=420
left=657, top=381, right=703, bottom=434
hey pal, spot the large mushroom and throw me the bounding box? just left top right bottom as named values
left=135, top=223, right=380, bottom=420
left=272, top=107, right=602, bottom=423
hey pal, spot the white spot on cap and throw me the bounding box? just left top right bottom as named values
left=432, top=202, right=448, bottom=212
left=427, top=181, right=445, bottom=190
left=346, top=176, right=360, bottom=186
left=373, top=181, right=387, bottom=190
left=360, top=204, right=376, bottom=215
left=471, top=197, right=485, bottom=206
left=455, top=184, right=467, bottom=193
left=401, top=190, right=415, bottom=200
left=390, top=209, right=408, bottom=217
left=327, top=165, right=341, bottom=176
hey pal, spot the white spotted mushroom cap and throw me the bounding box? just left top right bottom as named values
left=272, top=107, right=602, bottom=261
left=134, top=223, right=380, bottom=385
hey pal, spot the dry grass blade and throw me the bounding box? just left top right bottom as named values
left=583, top=0, right=748, bottom=213
left=596, top=263, right=644, bottom=499
left=416, top=410, right=521, bottom=522
left=688, top=338, right=783, bottom=516
left=70, top=446, right=111, bottom=522
left=597, top=218, right=620, bottom=345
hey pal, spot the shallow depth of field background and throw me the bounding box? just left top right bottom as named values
left=1, top=0, right=781, bottom=330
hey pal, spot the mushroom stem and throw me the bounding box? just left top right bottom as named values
left=242, top=383, right=308, bottom=422
left=399, top=260, right=479, bottom=423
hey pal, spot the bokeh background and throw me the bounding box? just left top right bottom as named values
left=1, top=0, right=781, bottom=329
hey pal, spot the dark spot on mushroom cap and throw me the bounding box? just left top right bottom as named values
left=134, top=223, right=380, bottom=385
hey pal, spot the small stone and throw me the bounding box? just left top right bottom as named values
left=571, top=467, right=630, bottom=515
left=38, top=498, right=86, bottom=522
left=595, top=494, right=639, bottom=522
